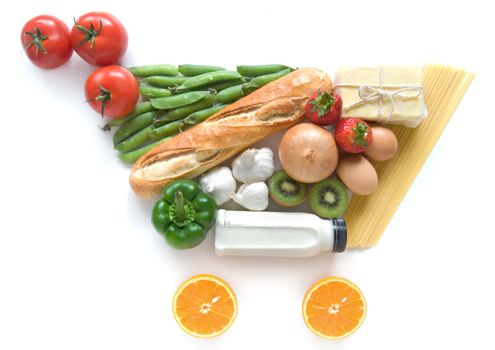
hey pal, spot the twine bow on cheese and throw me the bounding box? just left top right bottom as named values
left=334, top=69, right=424, bottom=121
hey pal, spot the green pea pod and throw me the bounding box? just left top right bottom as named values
left=242, top=68, right=293, bottom=94
left=149, top=120, right=184, bottom=141
left=237, top=64, right=292, bottom=77
left=154, top=93, right=216, bottom=124
left=142, top=75, right=188, bottom=88
left=139, top=84, right=173, bottom=99
left=184, top=104, right=229, bottom=125
left=114, top=125, right=153, bottom=153
left=127, top=64, right=178, bottom=77
left=171, top=77, right=248, bottom=94
left=178, top=64, right=225, bottom=77
left=201, top=77, right=248, bottom=92
left=177, top=70, right=242, bottom=91
left=118, top=137, right=172, bottom=164
left=108, top=102, right=156, bottom=127
left=215, top=84, right=245, bottom=104
left=151, top=91, right=210, bottom=110
left=112, top=111, right=157, bottom=146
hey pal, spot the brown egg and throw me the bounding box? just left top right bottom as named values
left=364, top=125, right=398, bottom=161
left=337, top=154, right=378, bottom=195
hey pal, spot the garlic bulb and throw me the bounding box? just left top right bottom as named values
left=199, top=166, right=236, bottom=205
left=230, top=182, right=269, bottom=211
left=232, top=147, right=274, bottom=184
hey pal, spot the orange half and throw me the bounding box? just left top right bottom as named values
left=303, top=276, right=366, bottom=339
left=172, top=274, right=237, bottom=338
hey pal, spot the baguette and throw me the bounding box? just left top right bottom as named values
left=130, top=67, right=332, bottom=198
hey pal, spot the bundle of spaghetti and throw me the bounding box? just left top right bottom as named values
left=345, top=64, right=475, bottom=248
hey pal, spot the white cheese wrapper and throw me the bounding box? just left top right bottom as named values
left=334, top=66, right=428, bottom=127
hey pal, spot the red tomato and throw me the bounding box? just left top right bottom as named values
left=21, top=15, right=73, bottom=69
left=85, top=66, right=139, bottom=119
left=71, top=12, right=128, bottom=66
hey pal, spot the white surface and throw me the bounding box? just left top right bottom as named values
left=1, top=0, right=494, bottom=349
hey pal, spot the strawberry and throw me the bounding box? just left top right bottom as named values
left=335, top=117, right=373, bottom=153
left=305, top=90, right=342, bottom=126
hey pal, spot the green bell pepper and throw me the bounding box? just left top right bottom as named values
left=152, top=179, right=217, bottom=249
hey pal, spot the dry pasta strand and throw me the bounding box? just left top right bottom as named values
left=345, top=64, right=475, bottom=248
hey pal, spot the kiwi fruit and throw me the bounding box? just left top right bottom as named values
left=310, top=178, right=349, bottom=218
left=268, top=170, right=308, bottom=207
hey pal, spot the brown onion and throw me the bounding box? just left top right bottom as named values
left=279, top=123, right=338, bottom=183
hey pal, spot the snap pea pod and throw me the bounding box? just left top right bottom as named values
left=154, top=93, right=216, bottom=125
left=178, top=64, right=225, bottom=77
left=118, top=103, right=229, bottom=163
left=139, top=84, right=173, bottom=99
left=242, top=68, right=293, bottom=94
left=142, top=75, right=188, bottom=88
left=149, top=120, right=185, bottom=141
left=215, top=84, right=245, bottom=104
left=199, top=77, right=248, bottom=92
left=127, top=64, right=178, bottom=77
left=184, top=104, right=229, bottom=125
left=171, top=77, right=247, bottom=94
left=237, top=64, right=292, bottom=77
left=177, top=70, right=242, bottom=91
left=112, top=111, right=158, bottom=146
left=118, top=137, right=172, bottom=164
left=151, top=91, right=209, bottom=110
left=114, top=125, right=153, bottom=153
left=108, top=102, right=156, bottom=127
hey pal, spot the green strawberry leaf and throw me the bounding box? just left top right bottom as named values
left=352, top=122, right=369, bottom=147
left=309, top=90, right=334, bottom=117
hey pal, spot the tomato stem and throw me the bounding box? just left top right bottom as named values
left=74, top=17, right=103, bottom=48
left=23, top=28, right=48, bottom=60
left=101, top=124, right=111, bottom=132
left=85, top=83, right=111, bottom=117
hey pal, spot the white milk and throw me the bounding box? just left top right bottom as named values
left=214, top=210, right=347, bottom=258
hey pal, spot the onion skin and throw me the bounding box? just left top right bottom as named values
left=279, top=123, right=338, bottom=183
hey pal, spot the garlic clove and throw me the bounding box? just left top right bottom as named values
left=230, top=182, right=269, bottom=211
left=232, top=147, right=275, bottom=184
left=199, top=166, right=237, bottom=205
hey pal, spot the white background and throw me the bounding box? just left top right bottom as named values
left=1, top=0, right=494, bottom=349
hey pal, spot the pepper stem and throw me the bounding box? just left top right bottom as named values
left=174, top=191, right=185, bottom=222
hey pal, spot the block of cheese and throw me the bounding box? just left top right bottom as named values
left=334, top=66, right=428, bottom=127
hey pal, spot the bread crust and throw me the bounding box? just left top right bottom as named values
left=130, top=67, right=332, bottom=198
